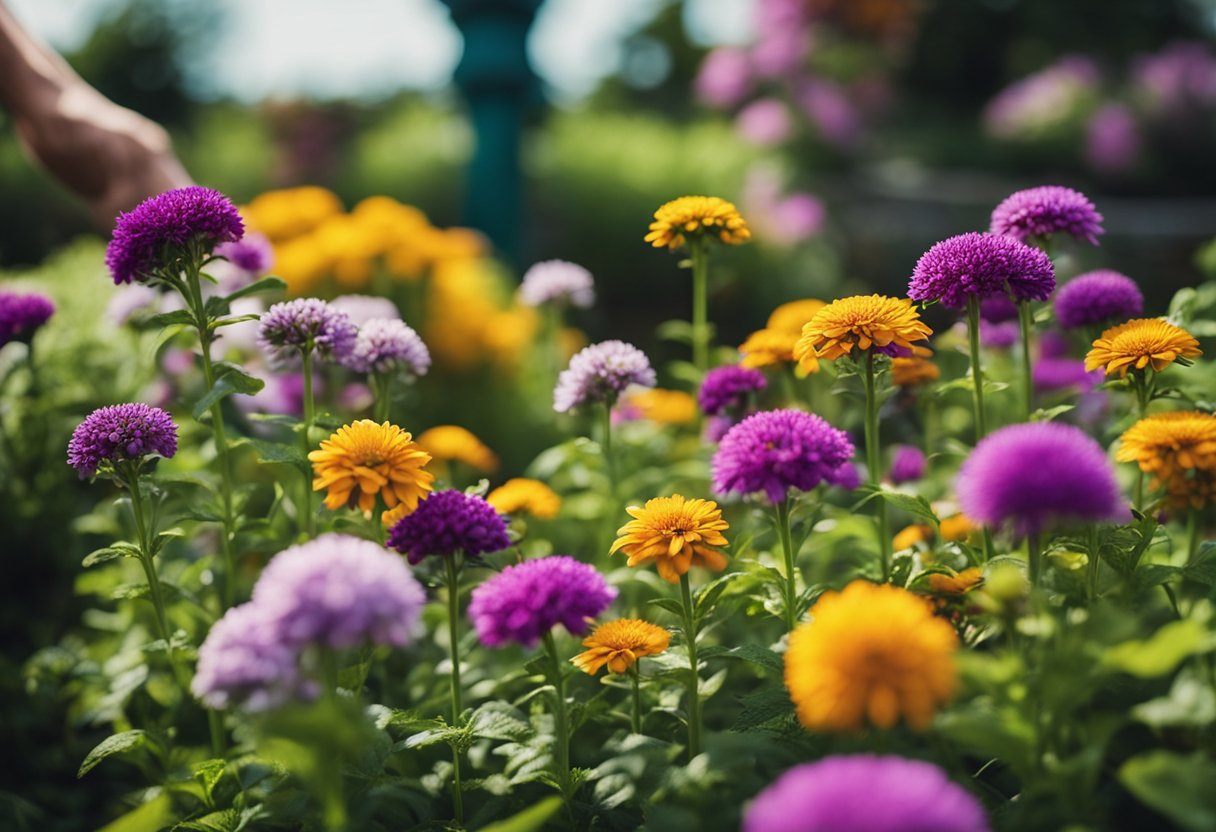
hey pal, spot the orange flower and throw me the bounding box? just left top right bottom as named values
left=310, top=420, right=433, bottom=514
left=645, top=196, right=750, bottom=251
left=570, top=619, right=670, bottom=675
left=610, top=495, right=730, bottom=583
left=891, top=356, right=940, bottom=387
left=738, top=328, right=798, bottom=369
left=925, top=567, right=984, bottom=595
left=486, top=478, right=562, bottom=519
left=1117, top=411, right=1216, bottom=508
left=794, top=295, right=933, bottom=374
left=767, top=299, right=826, bottom=335
left=416, top=425, right=499, bottom=473
left=1085, top=318, right=1201, bottom=378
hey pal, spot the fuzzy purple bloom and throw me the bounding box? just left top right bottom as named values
left=742, top=754, right=990, bottom=832
left=980, top=320, right=1020, bottom=350
left=343, top=318, right=430, bottom=378
left=1086, top=103, right=1141, bottom=174
left=827, top=460, right=862, bottom=491
left=192, top=603, right=306, bottom=711
left=1053, top=270, right=1144, bottom=330
left=257, top=298, right=357, bottom=368
left=990, top=186, right=1104, bottom=246
left=468, top=555, right=617, bottom=648
left=518, top=260, right=595, bottom=309
left=105, top=186, right=244, bottom=285
left=554, top=340, right=655, bottom=413
left=1034, top=358, right=1103, bottom=393
left=214, top=233, right=273, bottom=277
left=957, top=422, right=1128, bottom=535
left=1038, top=330, right=1072, bottom=359
left=909, top=232, right=1056, bottom=310
left=0, top=292, right=55, bottom=346
left=330, top=294, right=401, bottom=325
left=387, top=490, right=510, bottom=565
left=699, top=366, right=767, bottom=416
left=712, top=409, right=855, bottom=503
left=252, top=534, right=426, bottom=650
left=980, top=295, right=1018, bottom=324
left=888, top=445, right=926, bottom=485
left=67, top=403, right=178, bottom=478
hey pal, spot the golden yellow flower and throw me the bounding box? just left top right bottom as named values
left=486, top=478, right=562, bottom=519
left=893, top=524, right=932, bottom=551
left=785, top=580, right=957, bottom=733
left=890, top=356, right=941, bottom=388
left=939, top=514, right=977, bottom=543
left=1117, top=411, right=1216, bottom=508
left=416, top=425, right=499, bottom=473
left=243, top=186, right=343, bottom=242
left=794, top=295, right=933, bottom=374
left=767, top=299, right=826, bottom=334
left=570, top=619, right=671, bottom=675
left=310, top=420, right=434, bottom=514
left=925, top=567, right=984, bottom=595
left=381, top=502, right=410, bottom=529
left=610, top=495, right=730, bottom=583
left=482, top=306, right=541, bottom=372
left=1085, top=318, right=1201, bottom=378
left=644, top=195, right=751, bottom=251
left=738, top=328, right=797, bottom=369
left=622, top=388, right=698, bottom=425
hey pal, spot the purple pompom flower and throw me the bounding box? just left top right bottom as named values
left=742, top=754, right=990, bottom=832
left=468, top=555, right=617, bottom=648
left=1034, top=358, right=1103, bottom=393
left=67, top=403, right=178, bottom=478
left=699, top=366, right=767, bottom=417
left=252, top=533, right=426, bottom=650
left=215, top=233, right=273, bottom=276
left=909, top=232, right=1056, bottom=310
left=554, top=340, right=656, bottom=413
left=827, top=460, right=862, bottom=491
left=0, top=292, right=55, bottom=346
left=990, top=185, right=1104, bottom=246
left=980, top=320, right=1020, bottom=350
left=105, top=186, right=245, bottom=285
left=343, top=318, right=431, bottom=378
left=387, top=490, right=510, bottom=565
left=1053, top=270, right=1144, bottom=330
left=192, top=603, right=306, bottom=711
left=257, top=298, right=357, bottom=368
left=330, top=294, right=400, bottom=326
left=957, top=422, right=1128, bottom=536
left=712, top=409, right=855, bottom=503
left=888, top=445, right=926, bottom=485
left=518, top=260, right=595, bottom=309
left=979, top=295, right=1018, bottom=324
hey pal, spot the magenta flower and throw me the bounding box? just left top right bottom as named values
left=699, top=366, right=767, bottom=417
left=888, top=445, right=926, bottom=485
left=1053, top=270, right=1143, bottom=330
left=712, top=409, right=854, bottom=503
left=67, top=403, right=178, bottom=478
left=0, top=292, right=54, bottom=346
left=468, top=556, right=616, bottom=648
left=909, top=232, right=1056, bottom=310
left=105, top=186, right=244, bottom=284
left=387, top=490, right=510, bottom=565
left=990, top=185, right=1104, bottom=246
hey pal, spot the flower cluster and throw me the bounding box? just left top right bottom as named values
left=257, top=298, right=358, bottom=368
left=909, top=232, right=1056, bottom=310
left=989, top=185, right=1105, bottom=245
left=518, top=260, right=595, bottom=308
left=344, top=318, right=430, bottom=378
left=0, top=292, right=55, bottom=346
left=67, top=403, right=178, bottom=478
left=554, top=340, right=656, bottom=413
left=106, top=186, right=245, bottom=284
left=387, top=489, right=510, bottom=564
left=713, top=409, right=854, bottom=503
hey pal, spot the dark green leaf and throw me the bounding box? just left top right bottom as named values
left=731, top=688, right=793, bottom=731
left=717, top=644, right=784, bottom=673
left=140, top=309, right=196, bottom=330
left=82, top=542, right=141, bottom=567
left=1119, top=751, right=1216, bottom=832
left=78, top=730, right=149, bottom=777
left=1184, top=542, right=1216, bottom=586
left=478, top=796, right=563, bottom=832
left=225, top=275, right=286, bottom=303
left=648, top=598, right=685, bottom=618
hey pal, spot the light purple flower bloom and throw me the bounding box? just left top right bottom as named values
left=213, top=233, right=273, bottom=289
left=387, top=490, right=510, bottom=565
left=699, top=366, right=767, bottom=417
left=888, top=445, right=926, bottom=485
left=983, top=56, right=1099, bottom=140
left=695, top=47, right=752, bottom=108
left=343, top=318, right=430, bottom=378
left=979, top=295, right=1018, bottom=324
left=554, top=340, right=655, bottom=413
left=990, top=186, right=1104, bottom=246
left=742, top=754, right=990, bottom=832
left=980, top=320, right=1020, bottom=350
left=1053, top=270, right=1143, bottom=330
left=469, top=555, right=617, bottom=649
left=909, top=232, right=1056, bottom=310
left=257, top=298, right=357, bottom=368
left=0, top=292, right=54, bottom=346
left=736, top=99, right=793, bottom=146
left=1038, top=329, right=1072, bottom=360
left=957, top=422, right=1128, bottom=535
left=1132, top=41, right=1216, bottom=114
left=518, top=260, right=595, bottom=309
left=797, top=79, right=861, bottom=147
left=192, top=603, right=305, bottom=711
left=1086, top=103, right=1140, bottom=174
left=742, top=167, right=826, bottom=246
left=712, top=409, right=854, bottom=503
left=827, top=460, right=861, bottom=491
left=1034, top=358, right=1103, bottom=393
left=237, top=370, right=312, bottom=419
left=67, top=403, right=178, bottom=478
left=330, top=294, right=401, bottom=326
left=252, top=534, right=426, bottom=650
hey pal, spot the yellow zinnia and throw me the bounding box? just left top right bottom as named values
left=310, top=420, right=434, bottom=514
left=794, top=295, right=934, bottom=374
left=1117, top=411, right=1216, bottom=508
left=925, top=567, right=984, bottom=595
left=891, top=356, right=941, bottom=388
left=939, top=514, right=977, bottom=543
left=738, top=328, right=797, bottom=369
left=1084, top=318, right=1201, bottom=378
left=893, top=524, right=932, bottom=552
left=416, top=425, right=499, bottom=473
left=622, top=388, right=698, bottom=425
left=767, top=299, right=826, bottom=335
left=785, top=580, right=958, bottom=733
left=486, top=478, right=562, bottom=520
left=645, top=195, right=751, bottom=251
left=610, top=495, right=730, bottom=583
left=570, top=619, right=671, bottom=675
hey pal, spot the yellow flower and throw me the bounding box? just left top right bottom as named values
left=890, top=356, right=940, bottom=388
left=310, top=421, right=434, bottom=514
left=244, top=186, right=343, bottom=242
left=939, top=514, right=977, bottom=543
left=381, top=502, right=410, bottom=529
left=622, top=388, right=698, bottom=425
left=893, top=524, right=932, bottom=551
left=416, top=425, right=499, bottom=473
left=767, top=299, right=826, bottom=334
left=1085, top=318, right=1201, bottom=378
left=785, top=580, right=957, bottom=733
left=645, top=195, right=751, bottom=251
left=925, top=567, right=984, bottom=595
left=570, top=619, right=671, bottom=675
left=486, top=478, right=562, bottom=519
left=738, top=328, right=797, bottom=369
left=794, top=295, right=933, bottom=374
left=610, top=495, right=730, bottom=583
left=1117, top=411, right=1216, bottom=508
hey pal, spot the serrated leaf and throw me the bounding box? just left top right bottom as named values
left=83, top=542, right=141, bottom=567
left=78, top=730, right=149, bottom=777
left=401, top=726, right=465, bottom=750
left=731, top=688, right=793, bottom=730
left=1184, top=542, right=1216, bottom=586
left=141, top=309, right=196, bottom=330
left=648, top=598, right=685, bottom=618
left=717, top=643, right=784, bottom=673
left=468, top=702, right=533, bottom=742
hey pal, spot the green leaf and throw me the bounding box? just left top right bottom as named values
left=1031, top=404, right=1076, bottom=422
left=656, top=319, right=695, bottom=345
left=1119, top=751, right=1216, bottom=832
left=648, top=598, right=685, bottom=618
left=140, top=309, right=196, bottom=330
left=225, top=275, right=286, bottom=302
left=1184, top=542, right=1216, bottom=586
left=478, top=796, right=563, bottom=832
left=237, top=437, right=310, bottom=475
left=694, top=572, right=736, bottom=621
left=468, top=702, right=533, bottom=742
left=193, top=758, right=228, bottom=801
left=853, top=485, right=939, bottom=527
left=78, top=730, right=149, bottom=777
left=193, top=367, right=265, bottom=420
left=1104, top=618, right=1211, bottom=677
left=212, top=314, right=261, bottom=329
left=717, top=644, right=784, bottom=673
left=82, top=542, right=141, bottom=567
left=98, top=793, right=174, bottom=832
left=731, top=688, right=793, bottom=731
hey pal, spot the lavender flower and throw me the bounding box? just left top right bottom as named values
left=909, top=232, right=1056, bottom=310
left=192, top=603, right=305, bottom=711
left=1053, top=270, right=1144, bottom=330
left=712, top=409, right=855, bottom=503
left=518, top=260, right=595, bottom=309
left=983, top=56, right=1098, bottom=140
left=827, top=461, right=862, bottom=491
left=468, top=555, right=617, bottom=648
left=344, top=318, right=430, bottom=378
left=554, top=340, right=655, bottom=413
left=330, top=294, right=401, bottom=326
left=979, top=295, right=1018, bottom=324
left=387, top=490, right=510, bottom=565
left=694, top=47, right=752, bottom=108
left=257, top=298, right=357, bottom=368
left=990, top=186, right=1104, bottom=246
left=67, top=403, right=178, bottom=478
left=981, top=320, right=1020, bottom=350
left=1086, top=104, right=1140, bottom=174
left=743, top=755, right=990, bottom=832
left=215, top=233, right=273, bottom=276
left=0, top=292, right=55, bottom=346
left=736, top=99, right=793, bottom=146
left=1034, top=358, right=1103, bottom=393
left=252, top=534, right=426, bottom=649
left=957, top=422, right=1128, bottom=535
left=105, top=186, right=244, bottom=285
left=699, top=366, right=767, bottom=417
left=888, top=445, right=926, bottom=485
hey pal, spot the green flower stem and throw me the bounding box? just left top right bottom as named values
left=1087, top=525, right=1101, bottom=601
left=678, top=573, right=702, bottom=760
left=1027, top=531, right=1042, bottom=588
left=542, top=631, right=572, bottom=799
left=1018, top=300, right=1035, bottom=421
left=1132, top=372, right=1153, bottom=512
left=601, top=401, right=618, bottom=555
left=965, top=296, right=988, bottom=441
left=1187, top=510, right=1201, bottom=564
left=546, top=304, right=564, bottom=385
left=371, top=370, right=392, bottom=423
left=774, top=498, right=799, bottom=631
left=689, top=239, right=710, bottom=377
left=300, top=347, right=317, bottom=538
left=630, top=665, right=642, bottom=735
left=863, top=352, right=892, bottom=582
left=442, top=555, right=465, bottom=825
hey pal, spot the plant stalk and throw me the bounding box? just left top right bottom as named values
left=443, top=555, right=465, bottom=825
left=775, top=499, right=799, bottom=631
left=679, top=573, right=702, bottom=760
left=863, top=352, right=891, bottom=581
